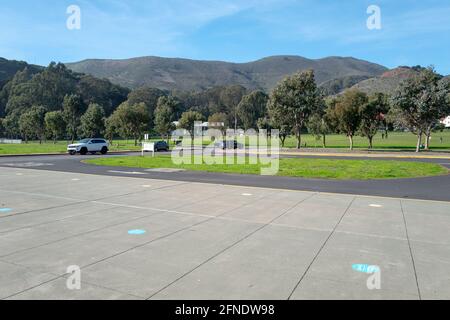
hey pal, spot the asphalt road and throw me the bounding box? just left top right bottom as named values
left=0, top=152, right=449, bottom=201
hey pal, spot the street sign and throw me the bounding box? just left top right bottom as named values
left=142, top=142, right=155, bottom=157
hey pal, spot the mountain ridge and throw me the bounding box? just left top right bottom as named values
left=350, top=66, right=425, bottom=95
left=65, top=55, right=388, bottom=92
left=0, top=57, right=42, bottom=85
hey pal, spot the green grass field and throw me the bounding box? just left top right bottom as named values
left=281, top=131, right=450, bottom=150
left=0, top=140, right=142, bottom=155
left=1, top=131, right=449, bottom=155
left=170, top=131, right=450, bottom=150
left=84, top=155, right=448, bottom=180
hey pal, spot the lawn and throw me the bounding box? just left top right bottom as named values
left=281, top=131, right=450, bottom=150
left=0, top=140, right=143, bottom=155
left=1, top=131, right=449, bottom=155
left=168, top=131, right=450, bottom=150
left=84, top=155, right=448, bottom=180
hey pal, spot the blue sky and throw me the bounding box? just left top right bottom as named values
left=1, top=0, right=449, bottom=74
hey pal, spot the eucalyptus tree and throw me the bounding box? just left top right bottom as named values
left=332, top=90, right=368, bottom=150
left=391, top=68, right=449, bottom=152
left=359, top=93, right=390, bottom=149
left=267, top=70, right=323, bottom=149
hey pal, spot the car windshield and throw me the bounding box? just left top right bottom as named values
left=78, top=139, right=90, bottom=144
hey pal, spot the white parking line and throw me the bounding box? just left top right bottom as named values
left=108, top=170, right=147, bottom=175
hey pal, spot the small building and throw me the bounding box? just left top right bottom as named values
left=440, top=116, right=450, bottom=128
left=200, top=122, right=225, bottom=130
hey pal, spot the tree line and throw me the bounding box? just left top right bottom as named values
left=265, top=67, right=449, bottom=152
left=0, top=62, right=448, bottom=152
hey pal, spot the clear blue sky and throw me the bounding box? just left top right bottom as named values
left=1, top=0, right=449, bottom=74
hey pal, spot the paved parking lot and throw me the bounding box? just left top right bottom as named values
left=0, top=166, right=449, bottom=300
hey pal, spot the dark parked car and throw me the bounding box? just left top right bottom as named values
left=215, top=140, right=243, bottom=150
left=154, top=141, right=170, bottom=152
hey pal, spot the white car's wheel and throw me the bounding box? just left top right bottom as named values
left=80, top=147, right=88, bottom=155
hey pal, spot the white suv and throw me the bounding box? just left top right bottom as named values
left=67, top=138, right=109, bottom=155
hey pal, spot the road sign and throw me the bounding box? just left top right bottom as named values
left=142, top=142, right=155, bottom=157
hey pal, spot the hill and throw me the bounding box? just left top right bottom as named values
left=349, top=67, right=422, bottom=95
left=0, top=61, right=129, bottom=118
left=66, top=55, right=388, bottom=92
left=0, top=58, right=42, bottom=86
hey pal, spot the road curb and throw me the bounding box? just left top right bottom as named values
left=2, top=149, right=450, bottom=160
left=247, top=150, right=450, bottom=160
left=0, top=150, right=137, bottom=158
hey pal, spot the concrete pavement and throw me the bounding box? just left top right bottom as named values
left=0, top=167, right=449, bottom=300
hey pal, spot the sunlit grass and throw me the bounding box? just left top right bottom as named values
left=1, top=130, right=449, bottom=155
left=84, top=155, right=448, bottom=180
left=0, top=139, right=141, bottom=155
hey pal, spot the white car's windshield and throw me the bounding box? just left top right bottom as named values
left=78, top=139, right=90, bottom=144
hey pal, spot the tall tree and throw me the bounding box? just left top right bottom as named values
left=436, top=76, right=450, bottom=145
left=45, top=111, right=66, bottom=143
left=267, top=70, right=323, bottom=149
left=0, top=118, right=4, bottom=137
left=127, top=87, right=166, bottom=126
left=307, top=113, right=331, bottom=148
left=2, top=113, right=20, bottom=138
left=333, top=90, right=367, bottom=150
left=178, top=111, right=204, bottom=145
left=178, top=86, right=227, bottom=117
left=2, top=62, right=128, bottom=129
left=1, top=67, right=37, bottom=117
left=105, top=113, right=119, bottom=145
left=306, top=95, right=330, bottom=148
left=7, top=63, right=78, bottom=115
left=263, top=113, right=291, bottom=147
left=220, top=85, right=247, bottom=131
left=359, top=93, right=390, bottom=149
left=111, top=102, right=149, bottom=146
left=323, top=97, right=341, bottom=134
left=18, top=105, right=47, bottom=143
left=257, top=117, right=272, bottom=132
left=79, top=103, right=106, bottom=138
left=391, top=68, right=449, bottom=152
left=77, top=75, right=129, bottom=116
left=62, top=94, right=85, bottom=143
left=237, top=91, right=268, bottom=130
left=208, top=112, right=227, bottom=135
left=154, top=96, right=176, bottom=142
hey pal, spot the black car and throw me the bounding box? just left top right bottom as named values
left=216, top=140, right=243, bottom=150
left=154, top=141, right=170, bottom=152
